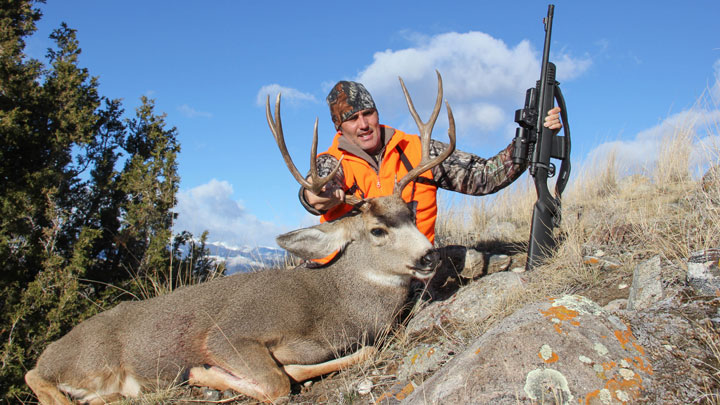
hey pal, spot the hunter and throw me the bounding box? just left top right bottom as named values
left=300, top=80, right=562, bottom=248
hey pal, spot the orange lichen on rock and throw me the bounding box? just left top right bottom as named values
left=375, top=383, right=415, bottom=403
left=631, top=340, right=646, bottom=356
left=375, top=392, right=393, bottom=404
left=540, top=305, right=580, bottom=334
left=579, top=373, right=643, bottom=404
left=541, top=305, right=579, bottom=322
left=628, top=356, right=654, bottom=375
left=606, top=373, right=643, bottom=401
left=614, top=329, right=632, bottom=350
left=538, top=351, right=559, bottom=363
left=410, top=347, right=436, bottom=365
left=395, top=383, right=415, bottom=400
left=602, top=361, right=617, bottom=372
left=581, top=389, right=602, bottom=404
left=578, top=325, right=653, bottom=403
left=584, top=257, right=600, bottom=265
left=614, top=325, right=647, bottom=357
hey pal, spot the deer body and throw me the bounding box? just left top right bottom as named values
left=26, top=196, right=437, bottom=404
left=26, top=72, right=456, bottom=404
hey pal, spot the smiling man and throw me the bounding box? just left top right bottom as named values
left=300, top=80, right=562, bottom=246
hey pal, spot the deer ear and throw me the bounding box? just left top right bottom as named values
left=276, top=221, right=349, bottom=260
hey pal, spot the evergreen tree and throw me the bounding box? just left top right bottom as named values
left=76, top=98, right=129, bottom=285
left=118, top=97, right=181, bottom=295
left=0, top=2, right=105, bottom=398
left=1, top=0, right=50, bottom=292
left=0, top=1, right=220, bottom=400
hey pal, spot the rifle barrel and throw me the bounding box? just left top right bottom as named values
left=531, top=4, right=555, bottom=171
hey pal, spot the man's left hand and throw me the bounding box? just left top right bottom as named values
left=544, top=107, right=562, bottom=131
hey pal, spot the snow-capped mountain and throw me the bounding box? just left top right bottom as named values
left=204, top=242, right=288, bottom=274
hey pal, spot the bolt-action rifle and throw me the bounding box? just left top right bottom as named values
left=512, top=4, right=571, bottom=270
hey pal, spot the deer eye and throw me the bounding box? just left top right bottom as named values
left=370, top=228, right=387, bottom=237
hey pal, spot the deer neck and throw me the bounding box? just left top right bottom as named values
left=332, top=248, right=412, bottom=294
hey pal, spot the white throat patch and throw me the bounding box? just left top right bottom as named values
left=362, top=269, right=407, bottom=288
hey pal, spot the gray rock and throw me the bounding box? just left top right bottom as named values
left=487, top=253, right=511, bottom=272
left=604, top=298, right=628, bottom=311
left=462, top=247, right=484, bottom=277
left=583, top=255, right=622, bottom=270
left=687, top=249, right=720, bottom=296
left=404, top=295, right=653, bottom=404
left=627, top=255, right=664, bottom=310
left=405, top=272, right=526, bottom=337
left=202, top=388, right=220, bottom=402
left=396, top=342, right=457, bottom=381
left=623, top=304, right=715, bottom=403
left=375, top=380, right=417, bottom=404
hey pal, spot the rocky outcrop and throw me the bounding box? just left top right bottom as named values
left=405, top=271, right=526, bottom=337
left=370, top=253, right=720, bottom=404
left=404, top=295, right=652, bottom=404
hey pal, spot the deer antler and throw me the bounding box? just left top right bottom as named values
left=266, top=94, right=363, bottom=206
left=394, top=71, right=456, bottom=195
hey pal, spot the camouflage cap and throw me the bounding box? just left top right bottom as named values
left=327, top=81, right=376, bottom=130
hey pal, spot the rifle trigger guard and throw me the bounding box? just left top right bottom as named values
left=534, top=162, right=556, bottom=178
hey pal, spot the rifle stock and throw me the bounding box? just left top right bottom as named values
left=513, top=4, right=571, bottom=270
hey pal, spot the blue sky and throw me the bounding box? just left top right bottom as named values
left=29, top=0, right=720, bottom=248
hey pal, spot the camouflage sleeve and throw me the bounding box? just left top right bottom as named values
left=298, top=154, right=346, bottom=216
left=429, top=140, right=528, bottom=196
left=314, top=153, right=345, bottom=179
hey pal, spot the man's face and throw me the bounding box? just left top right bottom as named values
left=339, top=109, right=382, bottom=154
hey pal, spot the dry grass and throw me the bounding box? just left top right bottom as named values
left=436, top=175, right=536, bottom=247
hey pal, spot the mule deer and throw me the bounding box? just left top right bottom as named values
left=25, top=72, right=456, bottom=404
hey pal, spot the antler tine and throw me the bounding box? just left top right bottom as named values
left=394, top=71, right=457, bottom=195
left=266, top=94, right=343, bottom=196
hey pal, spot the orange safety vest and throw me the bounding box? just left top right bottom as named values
left=320, top=126, right=438, bottom=243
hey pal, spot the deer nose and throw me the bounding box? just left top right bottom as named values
left=419, top=250, right=440, bottom=269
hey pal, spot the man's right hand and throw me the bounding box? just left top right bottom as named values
left=304, top=180, right=346, bottom=211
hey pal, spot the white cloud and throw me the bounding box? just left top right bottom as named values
left=173, top=179, right=287, bottom=248
left=256, top=84, right=318, bottom=106
left=452, top=103, right=506, bottom=133
left=178, top=104, right=213, bottom=118
left=553, top=52, right=593, bottom=81
left=583, top=60, right=720, bottom=179
left=350, top=31, right=591, bottom=144
left=358, top=32, right=536, bottom=102
left=585, top=107, right=720, bottom=176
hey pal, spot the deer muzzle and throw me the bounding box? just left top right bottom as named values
left=409, top=249, right=439, bottom=280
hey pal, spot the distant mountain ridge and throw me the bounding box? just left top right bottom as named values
left=203, top=242, right=287, bottom=274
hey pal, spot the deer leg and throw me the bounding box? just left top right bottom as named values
left=192, top=337, right=290, bottom=403
left=25, top=369, right=73, bottom=405
left=283, top=346, right=377, bottom=382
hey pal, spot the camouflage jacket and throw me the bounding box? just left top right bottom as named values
left=299, top=126, right=527, bottom=215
